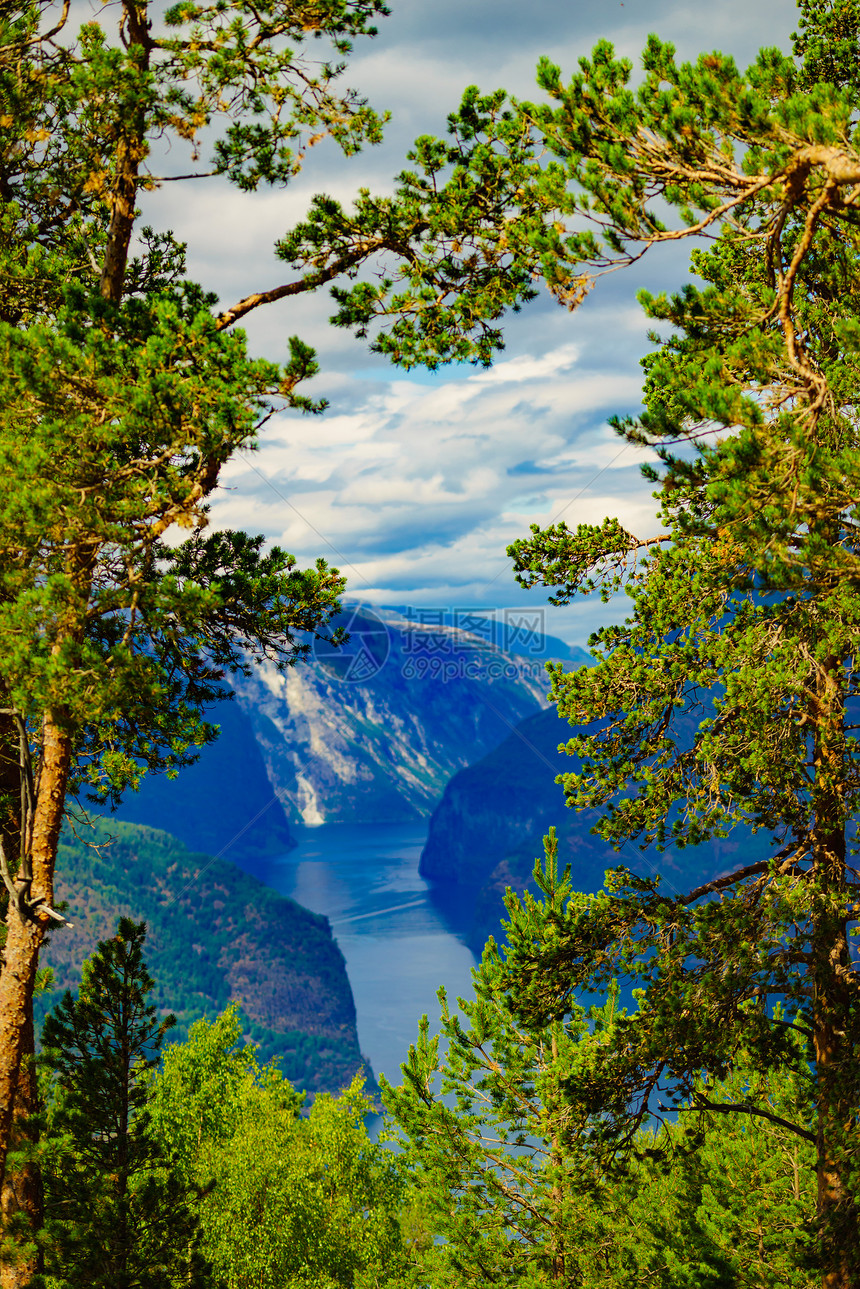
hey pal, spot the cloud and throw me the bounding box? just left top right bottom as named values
left=139, top=0, right=797, bottom=645
left=208, top=336, right=663, bottom=644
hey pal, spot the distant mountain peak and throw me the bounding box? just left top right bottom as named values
left=237, top=605, right=551, bottom=827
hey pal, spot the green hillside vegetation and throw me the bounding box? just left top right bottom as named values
left=39, top=821, right=368, bottom=1095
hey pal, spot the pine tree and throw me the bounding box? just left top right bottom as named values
left=0, top=0, right=544, bottom=1215
left=39, top=918, right=208, bottom=1289
left=386, top=832, right=819, bottom=1288
left=384, top=837, right=602, bottom=1287
left=488, top=11, right=860, bottom=1285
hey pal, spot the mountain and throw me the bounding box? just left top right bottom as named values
left=421, top=706, right=775, bottom=951
left=115, top=698, right=295, bottom=863
left=113, top=605, right=555, bottom=836
left=420, top=706, right=573, bottom=886
left=230, top=605, right=551, bottom=825
left=39, top=820, right=369, bottom=1097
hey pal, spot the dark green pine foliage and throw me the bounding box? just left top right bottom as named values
left=39, top=919, right=208, bottom=1289
left=386, top=832, right=818, bottom=1289
left=479, top=9, right=860, bottom=1287
left=274, top=1, right=860, bottom=1280
left=383, top=833, right=617, bottom=1287
left=794, top=0, right=860, bottom=92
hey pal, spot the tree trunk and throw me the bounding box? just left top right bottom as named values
left=548, top=1025, right=566, bottom=1284
left=811, top=652, right=857, bottom=1289
left=0, top=1010, right=43, bottom=1289
left=99, top=0, right=149, bottom=306
left=0, top=711, right=71, bottom=1193
left=0, top=711, right=42, bottom=1287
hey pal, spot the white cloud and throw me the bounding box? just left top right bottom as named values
left=206, top=336, right=664, bottom=645
left=138, top=0, right=797, bottom=646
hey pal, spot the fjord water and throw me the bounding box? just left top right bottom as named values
left=256, top=823, right=480, bottom=1084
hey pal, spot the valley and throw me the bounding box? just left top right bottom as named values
left=55, top=605, right=770, bottom=1096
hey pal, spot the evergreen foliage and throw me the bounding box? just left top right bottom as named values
left=39, top=918, right=207, bottom=1288
left=28, top=894, right=822, bottom=1289
left=5, top=0, right=860, bottom=1281
left=386, top=834, right=819, bottom=1289
left=385, top=835, right=616, bottom=1286
left=486, top=6, right=860, bottom=1282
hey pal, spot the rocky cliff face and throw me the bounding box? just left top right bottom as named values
left=231, top=606, right=556, bottom=825
left=114, top=605, right=581, bottom=836
left=115, top=698, right=295, bottom=862
left=41, top=821, right=369, bottom=1097
left=420, top=706, right=775, bottom=951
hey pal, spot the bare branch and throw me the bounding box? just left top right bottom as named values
left=679, top=860, right=770, bottom=904
left=215, top=238, right=387, bottom=330
left=0, top=837, right=19, bottom=908
left=0, top=0, right=70, bottom=51
left=679, top=845, right=808, bottom=906
left=690, top=1093, right=816, bottom=1145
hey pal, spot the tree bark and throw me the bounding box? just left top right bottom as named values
left=98, top=0, right=149, bottom=306
left=0, top=711, right=42, bottom=1287
left=811, top=651, right=857, bottom=1289
left=0, top=1010, right=43, bottom=1289
left=0, top=711, right=71, bottom=1194
left=548, top=1025, right=566, bottom=1284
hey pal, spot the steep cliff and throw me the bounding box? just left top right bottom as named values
left=420, top=706, right=573, bottom=884
left=115, top=698, right=295, bottom=862
left=231, top=606, right=554, bottom=825
left=40, top=821, right=369, bottom=1096
left=420, top=706, right=775, bottom=951
left=113, top=606, right=575, bottom=836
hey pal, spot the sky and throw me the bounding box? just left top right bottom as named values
left=142, top=0, right=799, bottom=647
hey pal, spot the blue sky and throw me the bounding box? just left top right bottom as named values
left=145, top=0, right=798, bottom=646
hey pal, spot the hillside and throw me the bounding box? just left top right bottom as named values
left=421, top=706, right=775, bottom=951
left=420, top=706, right=573, bottom=886
left=39, top=820, right=369, bottom=1097
left=112, top=605, right=558, bottom=837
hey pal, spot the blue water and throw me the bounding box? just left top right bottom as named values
left=255, top=823, right=480, bottom=1084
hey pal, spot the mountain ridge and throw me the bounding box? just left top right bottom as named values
left=231, top=605, right=552, bottom=826
left=420, top=705, right=776, bottom=951
left=115, top=698, right=295, bottom=861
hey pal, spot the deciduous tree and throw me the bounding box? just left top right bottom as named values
left=149, top=1006, right=410, bottom=1289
